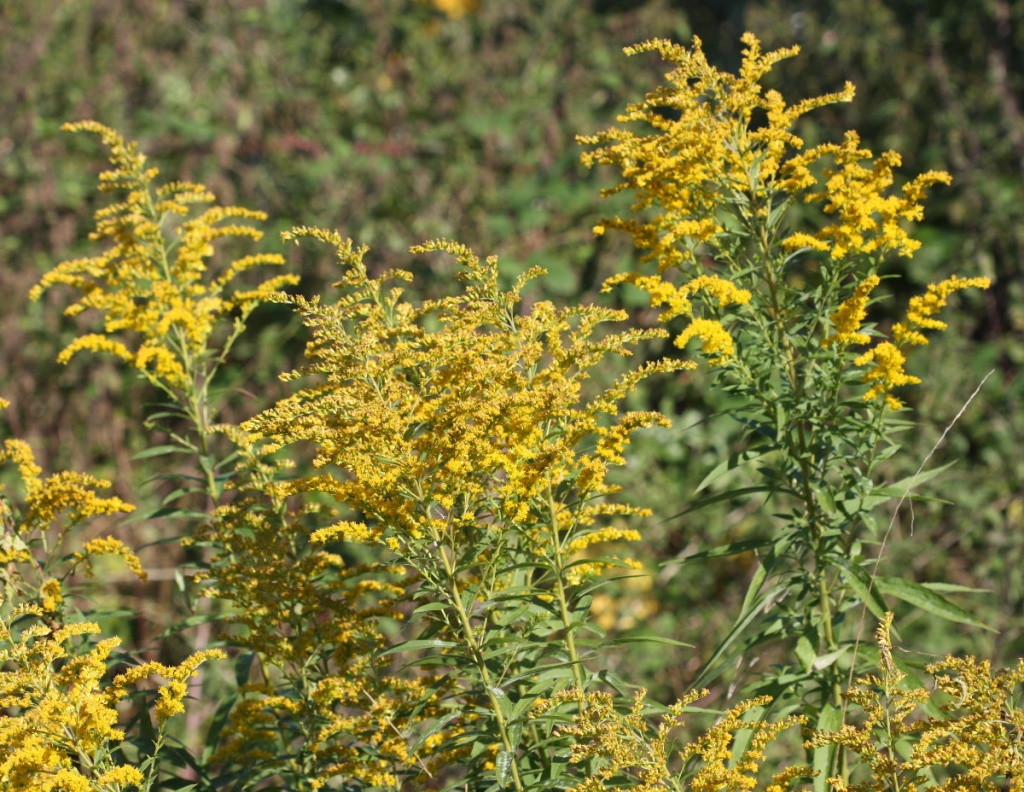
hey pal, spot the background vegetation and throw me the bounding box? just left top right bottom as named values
left=1, top=0, right=1022, bottom=718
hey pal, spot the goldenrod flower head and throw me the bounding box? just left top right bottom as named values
left=855, top=341, right=920, bottom=410
left=893, top=274, right=991, bottom=347
left=430, top=0, right=479, bottom=17
left=246, top=230, right=685, bottom=590
left=824, top=274, right=880, bottom=347
left=810, top=614, right=1024, bottom=792
left=782, top=131, right=952, bottom=260
left=0, top=609, right=220, bottom=787
left=1, top=420, right=138, bottom=616
left=583, top=32, right=854, bottom=272
left=855, top=275, right=989, bottom=409
left=30, top=122, right=298, bottom=392
left=674, top=318, right=737, bottom=365
left=74, top=536, right=148, bottom=582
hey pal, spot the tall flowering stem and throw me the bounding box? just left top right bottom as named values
left=245, top=229, right=689, bottom=788
left=585, top=31, right=990, bottom=748
left=31, top=121, right=298, bottom=501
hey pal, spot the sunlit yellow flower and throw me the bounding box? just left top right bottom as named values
left=893, top=274, right=991, bottom=346
left=855, top=341, right=920, bottom=410
left=824, top=274, right=880, bottom=346
left=30, top=121, right=297, bottom=393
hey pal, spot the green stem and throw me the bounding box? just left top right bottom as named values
left=547, top=484, right=588, bottom=697
left=439, top=547, right=525, bottom=792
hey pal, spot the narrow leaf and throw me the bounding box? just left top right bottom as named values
left=873, top=577, right=995, bottom=631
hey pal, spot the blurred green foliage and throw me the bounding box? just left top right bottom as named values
left=1, top=0, right=1021, bottom=711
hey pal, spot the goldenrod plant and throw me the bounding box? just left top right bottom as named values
left=3, top=31, right=1015, bottom=792
left=0, top=399, right=223, bottom=791
left=583, top=31, right=991, bottom=754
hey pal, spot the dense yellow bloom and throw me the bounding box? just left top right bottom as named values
left=893, top=275, right=991, bottom=346
left=551, top=687, right=808, bottom=792
left=674, top=318, right=738, bottom=366
left=73, top=536, right=148, bottom=582
left=430, top=0, right=479, bottom=17
left=582, top=32, right=854, bottom=272
left=854, top=342, right=920, bottom=410
left=1, top=404, right=138, bottom=616
left=854, top=275, right=989, bottom=408
left=584, top=32, right=971, bottom=411
left=30, top=121, right=297, bottom=392
left=809, top=614, right=1024, bottom=792
left=824, top=275, right=880, bottom=347
left=781, top=131, right=952, bottom=260
left=0, top=609, right=221, bottom=790
left=248, top=231, right=685, bottom=583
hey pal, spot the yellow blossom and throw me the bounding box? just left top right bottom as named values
left=893, top=274, right=991, bottom=346
left=824, top=274, right=880, bottom=346
left=582, top=32, right=854, bottom=272
left=30, top=121, right=298, bottom=393
left=855, top=341, right=920, bottom=409
left=674, top=318, right=737, bottom=365
left=74, top=536, right=148, bottom=582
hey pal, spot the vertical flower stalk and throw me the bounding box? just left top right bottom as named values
left=585, top=31, right=990, bottom=746
left=246, top=230, right=689, bottom=787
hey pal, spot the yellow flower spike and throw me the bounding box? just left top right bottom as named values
left=40, top=578, right=64, bottom=613
left=855, top=341, right=920, bottom=410
left=783, top=131, right=952, bottom=260
left=850, top=275, right=990, bottom=408
left=674, top=318, right=737, bottom=365
left=584, top=33, right=862, bottom=273
left=824, top=274, right=880, bottom=347
left=893, top=274, right=991, bottom=346
left=74, top=536, right=148, bottom=582
left=31, top=122, right=298, bottom=394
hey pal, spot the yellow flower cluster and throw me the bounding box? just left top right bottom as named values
left=893, top=275, right=992, bottom=347
left=824, top=275, right=880, bottom=347
left=430, top=0, right=479, bottom=18
left=809, top=613, right=1024, bottom=792
left=583, top=33, right=977, bottom=390
left=248, top=230, right=686, bottom=583
left=0, top=606, right=222, bottom=790
left=825, top=274, right=990, bottom=409
left=603, top=272, right=751, bottom=365
left=1, top=402, right=138, bottom=615
left=582, top=33, right=854, bottom=273
left=190, top=439, right=457, bottom=786
left=72, top=536, right=148, bottom=582
left=550, top=687, right=695, bottom=791
left=30, top=121, right=298, bottom=391
left=551, top=687, right=808, bottom=792
left=781, top=131, right=953, bottom=260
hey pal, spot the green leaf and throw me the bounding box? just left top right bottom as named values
left=795, top=636, right=816, bottom=673
left=665, top=537, right=771, bottom=566
left=691, top=580, right=785, bottom=690
left=488, top=686, right=513, bottom=719
left=832, top=557, right=888, bottom=620
left=131, top=444, right=195, bottom=460
left=861, top=462, right=957, bottom=509
left=696, top=448, right=768, bottom=493
left=919, top=581, right=991, bottom=595
left=665, top=486, right=778, bottom=519
left=873, top=577, right=995, bottom=631
left=380, top=638, right=459, bottom=656
left=602, top=634, right=693, bottom=648
left=409, top=711, right=462, bottom=755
